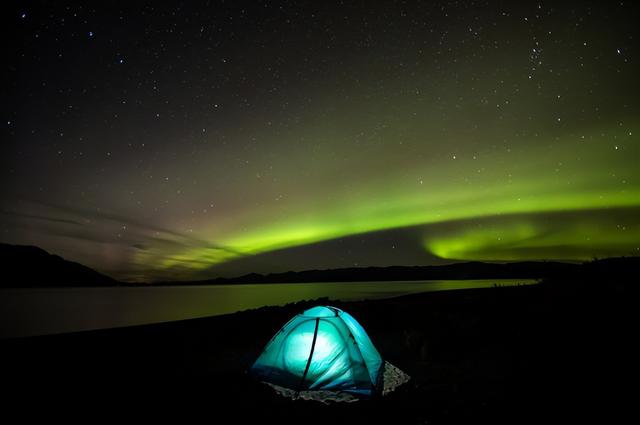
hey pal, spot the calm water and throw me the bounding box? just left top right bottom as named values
left=0, top=279, right=536, bottom=338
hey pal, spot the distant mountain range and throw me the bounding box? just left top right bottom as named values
left=155, top=261, right=582, bottom=286
left=2, top=242, right=638, bottom=288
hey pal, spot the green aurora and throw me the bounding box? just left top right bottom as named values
left=137, top=123, right=639, bottom=278
left=3, top=1, right=639, bottom=281
left=425, top=208, right=640, bottom=261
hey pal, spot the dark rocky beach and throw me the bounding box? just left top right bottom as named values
left=1, top=258, right=637, bottom=424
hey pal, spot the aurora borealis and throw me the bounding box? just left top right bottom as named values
left=2, top=1, right=639, bottom=281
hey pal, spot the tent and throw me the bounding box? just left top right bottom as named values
left=250, top=306, right=383, bottom=397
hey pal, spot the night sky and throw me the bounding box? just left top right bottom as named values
left=2, top=1, right=638, bottom=282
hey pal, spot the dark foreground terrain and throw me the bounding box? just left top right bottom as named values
left=1, top=258, right=637, bottom=424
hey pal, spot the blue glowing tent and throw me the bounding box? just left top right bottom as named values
left=250, top=306, right=384, bottom=397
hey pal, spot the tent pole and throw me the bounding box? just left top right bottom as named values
left=296, top=318, right=320, bottom=398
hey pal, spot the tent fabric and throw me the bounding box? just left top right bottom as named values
left=251, top=306, right=383, bottom=397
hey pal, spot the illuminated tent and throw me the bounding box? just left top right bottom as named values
left=250, top=306, right=384, bottom=397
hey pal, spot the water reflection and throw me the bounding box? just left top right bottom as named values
left=0, top=279, right=535, bottom=338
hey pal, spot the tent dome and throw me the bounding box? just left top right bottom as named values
left=250, top=306, right=383, bottom=397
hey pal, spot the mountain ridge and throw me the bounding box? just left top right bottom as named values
left=2, top=242, right=638, bottom=287
left=153, top=260, right=581, bottom=286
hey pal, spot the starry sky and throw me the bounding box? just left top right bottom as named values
left=2, top=1, right=639, bottom=282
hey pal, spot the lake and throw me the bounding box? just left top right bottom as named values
left=0, top=279, right=536, bottom=338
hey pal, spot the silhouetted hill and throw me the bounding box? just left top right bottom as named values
left=0, top=243, right=118, bottom=288
left=156, top=260, right=585, bottom=285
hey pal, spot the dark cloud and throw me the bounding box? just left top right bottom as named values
left=0, top=210, right=83, bottom=226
